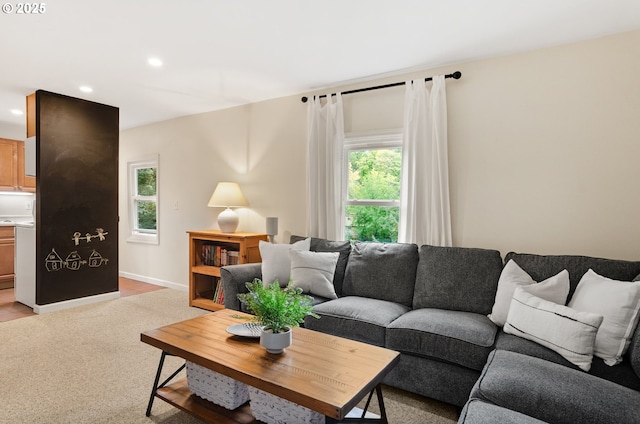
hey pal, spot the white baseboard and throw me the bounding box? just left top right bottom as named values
left=118, top=271, right=188, bottom=292
left=34, top=291, right=121, bottom=314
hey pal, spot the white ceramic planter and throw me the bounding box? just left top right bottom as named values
left=260, top=328, right=292, bottom=354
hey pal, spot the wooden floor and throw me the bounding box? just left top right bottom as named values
left=0, top=277, right=165, bottom=323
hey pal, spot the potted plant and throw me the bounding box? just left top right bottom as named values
left=237, top=278, right=319, bottom=354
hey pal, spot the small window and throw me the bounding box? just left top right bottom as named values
left=127, top=156, right=159, bottom=244
left=343, top=131, right=402, bottom=243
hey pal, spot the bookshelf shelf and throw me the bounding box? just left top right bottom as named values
left=187, top=230, right=267, bottom=312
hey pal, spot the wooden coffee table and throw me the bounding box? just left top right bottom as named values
left=141, top=309, right=400, bottom=423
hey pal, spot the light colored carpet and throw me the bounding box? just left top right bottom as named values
left=0, top=289, right=457, bottom=424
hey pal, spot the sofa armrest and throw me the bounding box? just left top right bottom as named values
left=220, top=263, right=262, bottom=311
left=470, top=350, right=640, bottom=424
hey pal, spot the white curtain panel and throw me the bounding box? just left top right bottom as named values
left=399, top=76, right=452, bottom=246
left=306, top=94, right=344, bottom=240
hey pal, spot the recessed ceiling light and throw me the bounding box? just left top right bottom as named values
left=10, top=109, right=23, bottom=116
left=79, top=86, right=93, bottom=93
left=148, top=57, right=163, bottom=67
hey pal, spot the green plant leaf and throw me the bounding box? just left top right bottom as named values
left=237, top=278, right=319, bottom=334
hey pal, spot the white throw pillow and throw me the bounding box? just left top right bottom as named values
left=488, top=260, right=570, bottom=326
left=259, top=238, right=310, bottom=286
left=504, top=288, right=603, bottom=371
left=568, top=269, right=640, bottom=366
left=289, top=250, right=340, bottom=299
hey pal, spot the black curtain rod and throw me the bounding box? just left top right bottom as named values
left=300, top=71, right=461, bottom=103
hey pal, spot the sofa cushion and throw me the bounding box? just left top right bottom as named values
left=495, top=331, right=640, bottom=391
left=568, top=269, right=640, bottom=366
left=386, top=309, right=497, bottom=371
left=342, top=242, right=418, bottom=307
left=630, top=323, right=640, bottom=380
left=290, top=235, right=352, bottom=296
left=413, top=245, right=503, bottom=314
left=470, top=350, right=640, bottom=424
left=458, top=399, right=548, bottom=424
left=488, top=259, right=570, bottom=326
left=503, top=288, right=603, bottom=371
left=304, top=296, right=410, bottom=346
left=504, top=252, right=640, bottom=302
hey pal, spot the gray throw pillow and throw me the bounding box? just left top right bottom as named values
left=413, top=245, right=503, bottom=314
left=342, top=242, right=419, bottom=307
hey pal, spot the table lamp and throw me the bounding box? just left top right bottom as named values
left=208, top=182, right=248, bottom=233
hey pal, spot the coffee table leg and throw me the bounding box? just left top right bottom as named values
left=360, top=389, right=375, bottom=419
left=145, top=351, right=186, bottom=417
left=375, top=385, right=388, bottom=424
left=329, top=384, right=388, bottom=423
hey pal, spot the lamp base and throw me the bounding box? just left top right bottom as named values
left=218, top=208, right=239, bottom=233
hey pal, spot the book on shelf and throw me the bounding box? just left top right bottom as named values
left=217, top=284, right=224, bottom=304
left=201, top=244, right=240, bottom=267
left=212, top=278, right=224, bottom=304
left=227, top=250, right=240, bottom=265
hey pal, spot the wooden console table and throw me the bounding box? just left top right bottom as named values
left=141, top=309, right=400, bottom=423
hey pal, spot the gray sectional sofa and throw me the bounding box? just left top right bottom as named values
left=221, top=236, right=640, bottom=423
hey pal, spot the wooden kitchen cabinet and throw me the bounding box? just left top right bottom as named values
left=17, top=141, right=36, bottom=192
left=0, top=227, right=15, bottom=289
left=0, top=138, right=35, bottom=192
left=27, top=93, right=35, bottom=138
left=0, top=138, right=18, bottom=191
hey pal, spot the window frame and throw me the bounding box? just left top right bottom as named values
left=342, top=129, right=403, bottom=241
left=127, top=155, right=159, bottom=245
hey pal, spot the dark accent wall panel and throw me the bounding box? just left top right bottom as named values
left=35, top=90, right=119, bottom=305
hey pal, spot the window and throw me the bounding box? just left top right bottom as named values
left=127, top=156, right=158, bottom=244
left=343, top=131, right=402, bottom=243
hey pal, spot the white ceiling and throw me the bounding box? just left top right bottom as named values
left=1, top=0, right=639, bottom=132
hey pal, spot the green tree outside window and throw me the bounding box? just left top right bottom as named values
left=346, top=148, right=401, bottom=242
left=136, top=168, right=157, bottom=231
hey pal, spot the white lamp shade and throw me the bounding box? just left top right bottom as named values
left=207, top=182, right=248, bottom=207
left=208, top=182, right=248, bottom=233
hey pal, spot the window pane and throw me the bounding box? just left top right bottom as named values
left=136, top=200, right=157, bottom=230
left=136, top=167, right=157, bottom=196
left=345, top=205, right=399, bottom=243
left=348, top=148, right=401, bottom=201
left=346, top=146, right=401, bottom=242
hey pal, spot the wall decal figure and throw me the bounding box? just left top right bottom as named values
left=45, top=249, right=64, bottom=272
left=71, top=229, right=109, bottom=245
left=88, top=250, right=109, bottom=268
left=45, top=248, right=109, bottom=272
left=65, top=251, right=87, bottom=270
left=96, top=228, right=107, bottom=241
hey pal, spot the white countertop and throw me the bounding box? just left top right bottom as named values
left=0, top=216, right=34, bottom=227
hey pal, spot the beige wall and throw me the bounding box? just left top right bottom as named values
left=119, top=29, right=640, bottom=288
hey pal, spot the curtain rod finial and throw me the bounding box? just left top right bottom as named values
left=452, top=71, right=462, bottom=79
left=301, top=96, right=308, bottom=103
